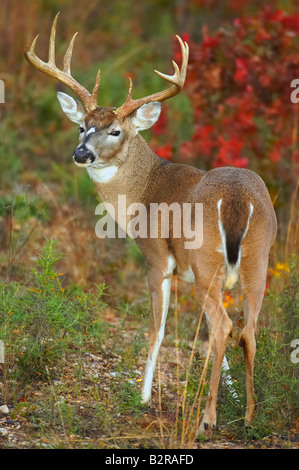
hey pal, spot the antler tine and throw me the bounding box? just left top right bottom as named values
left=154, top=36, right=189, bottom=87
left=63, top=31, right=78, bottom=75
left=27, top=34, right=39, bottom=57
left=91, top=68, right=101, bottom=104
left=24, top=13, right=100, bottom=113
left=48, top=12, right=58, bottom=65
left=116, top=35, right=189, bottom=119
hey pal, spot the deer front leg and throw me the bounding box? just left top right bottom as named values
left=142, top=261, right=174, bottom=404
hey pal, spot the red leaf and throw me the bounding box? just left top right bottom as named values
left=215, top=136, right=248, bottom=168
left=181, top=33, right=190, bottom=44
left=255, top=28, right=271, bottom=42
left=152, top=105, right=168, bottom=135
left=270, top=146, right=280, bottom=163
left=281, top=15, right=299, bottom=32
left=201, top=25, right=219, bottom=49
left=155, top=143, right=172, bottom=161
left=234, top=58, right=249, bottom=84
left=194, top=125, right=215, bottom=156
left=202, top=36, right=219, bottom=49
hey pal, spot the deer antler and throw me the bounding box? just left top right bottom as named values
left=24, top=13, right=101, bottom=113
left=115, top=35, right=189, bottom=119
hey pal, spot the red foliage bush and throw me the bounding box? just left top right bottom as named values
left=154, top=7, right=299, bottom=192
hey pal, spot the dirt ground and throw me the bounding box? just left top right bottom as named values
left=0, top=330, right=298, bottom=450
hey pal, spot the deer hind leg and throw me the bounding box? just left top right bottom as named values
left=197, top=289, right=233, bottom=436
left=141, top=257, right=175, bottom=404
left=239, top=258, right=268, bottom=424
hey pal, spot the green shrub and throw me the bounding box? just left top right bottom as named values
left=0, top=237, right=108, bottom=387
left=0, top=191, right=50, bottom=222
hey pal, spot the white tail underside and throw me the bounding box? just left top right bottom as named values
left=217, top=199, right=254, bottom=290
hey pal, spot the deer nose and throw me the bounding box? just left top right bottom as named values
left=73, top=146, right=95, bottom=164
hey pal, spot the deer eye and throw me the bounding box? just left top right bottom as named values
left=79, top=127, right=85, bottom=133
left=109, top=130, right=121, bottom=137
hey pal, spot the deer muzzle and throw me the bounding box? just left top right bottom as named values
left=73, top=145, right=95, bottom=165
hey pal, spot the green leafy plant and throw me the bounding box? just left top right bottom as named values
left=0, top=237, right=108, bottom=391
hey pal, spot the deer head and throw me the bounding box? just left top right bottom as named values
left=24, top=13, right=189, bottom=168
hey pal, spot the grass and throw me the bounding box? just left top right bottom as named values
left=0, top=238, right=298, bottom=448
left=217, top=258, right=299, bottom=441
left=0, top=237, right=108, bottom=399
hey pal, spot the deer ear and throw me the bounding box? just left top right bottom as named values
left=57, top=91, right=86, bottom=124
left=131, top=102, right=161, bottom=132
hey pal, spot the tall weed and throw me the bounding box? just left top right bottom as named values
left=0, top=237, right=108, bottom=395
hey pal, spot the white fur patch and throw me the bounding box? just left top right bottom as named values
left=179, top=266, right=195, bottom=283
left=217, top=199, right=254, bottom=290
left=86, top=127, right=96, bottom=136
left=87, top=165, right=118, bottom=183
left=142, top=255, right=175, bottom=404
left=222, top=355, right=239, bottom=401
left=163, top=254, right=176, bottom=277
left=225, top=265, right=240, bottom=290
left=243, top=202, right=254, bottom=238
left=217, top=199, right=227, bottom=260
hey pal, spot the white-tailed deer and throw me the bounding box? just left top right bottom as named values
left=25, top=14, right=277, bottom=436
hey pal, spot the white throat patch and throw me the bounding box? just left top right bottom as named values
left=87, top=165, right=118, bottom=184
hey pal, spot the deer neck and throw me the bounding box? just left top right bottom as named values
left=88, top=133, right=166, bottom=209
